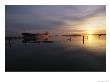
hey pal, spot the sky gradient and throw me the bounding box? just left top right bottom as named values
left=5, top=5, right=106, bottom=36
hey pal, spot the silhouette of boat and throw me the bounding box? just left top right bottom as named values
left=22, top=32, right=54, bottom=43
left=22, top=32, right=48, bottom=40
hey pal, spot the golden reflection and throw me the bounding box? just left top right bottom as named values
left=88, top=35, right=93, bottom=41
left=84, top=35, right=106, bottom=53
left=86, top=35, right=94, bottom=47
left=55, top=35, right=105, bottom=54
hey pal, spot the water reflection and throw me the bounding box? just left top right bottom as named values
left=22, top=38, right=54, bottom=43
left=6, top=35, right=106, bottom=51
left=5, top=35, right=106, bottom=71
left=83, top=35, right=84, bottom=44
left=82, top=35, right=106, bottom=53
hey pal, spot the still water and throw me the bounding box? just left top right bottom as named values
left=5, top=35, right=106, bottom=72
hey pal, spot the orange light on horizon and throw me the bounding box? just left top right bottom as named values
left=72, top=14, right=106, bottom=35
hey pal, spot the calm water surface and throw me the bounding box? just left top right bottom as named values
left=5, top=35, right=106, bottom=71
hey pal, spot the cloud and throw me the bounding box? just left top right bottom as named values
left=5, top=5, right=106, bottom=35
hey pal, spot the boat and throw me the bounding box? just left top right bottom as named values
left=22, top=32, right=54, bottom=43
left=22, top=32, right=49, bottom=41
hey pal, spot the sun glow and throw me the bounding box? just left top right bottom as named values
left=74, top=14, right=106, bottom=35
left=85, top=27, right=95, bottom=35
left=87, top=31, right=92, bottom=35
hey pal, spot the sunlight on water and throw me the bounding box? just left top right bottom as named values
left=54, top=35, right=106, bottom=55
left=83, top=35, right=106, bottom=54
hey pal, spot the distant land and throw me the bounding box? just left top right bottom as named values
left=5, top=33, right=106, bottom=40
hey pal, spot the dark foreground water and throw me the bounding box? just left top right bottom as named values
left=5, top=35, right=106, bottom=72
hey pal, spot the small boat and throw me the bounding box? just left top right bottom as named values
left=22, top=32, right=54, bottom=43
left=22, top=32, right=49, bottom=41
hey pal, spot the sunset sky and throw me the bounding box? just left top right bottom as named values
left=5, top=5, right=106, bottom=36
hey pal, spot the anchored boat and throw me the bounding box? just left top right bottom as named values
left=22, top=32, right=54, bottom=43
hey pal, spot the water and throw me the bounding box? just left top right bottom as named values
left=5, top=35, right=106, bottom=72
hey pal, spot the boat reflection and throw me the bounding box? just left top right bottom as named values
left=22, top=39, right=54, bottom=43
left=21, top=32, right=54, bottom=43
